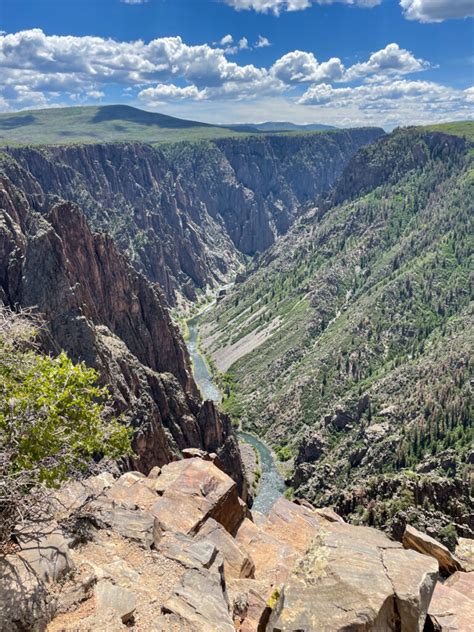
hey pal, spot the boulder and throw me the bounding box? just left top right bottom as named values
left=403, top=525, right=463, bottom=575
left=95, top=580, right=137, bottom=623
left=427, top=571, right=474, bottom=631
left=182, top=448, right=212, bottom=460
left=382, top=547, right=438, bottom=631
left=0, top=553, right=53, bottom=632
left=15, top=521, right=75, bottom=584
left=228, top=578, right=272, bottom=632
left=197, top=518, right=255, bottom=579
left=159, top=531, right=218, bottom=570
left=91, top=496, right=156, bottom=547
left=162, top=561, right=234, bottom=631
left=266, top=521, right=439, bottom=631
left=105, top=471, right=158, bottom=510
left=152, top=458, right=245, bottom=536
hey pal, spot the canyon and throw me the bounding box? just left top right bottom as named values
left=0, top=108, right=472, bottom=631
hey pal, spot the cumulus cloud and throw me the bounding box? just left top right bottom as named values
left=344, top=43, right=430, bottom=81
left=298, top=78, right=473, bottom=121
left=223, top=0, right=380, bottom=15
left=224, top=0, right=473, bottom=21
left=0, top=28, right=467, bottom=127
left=255, top=35, right=271, bottom=48
left=120, top=0, right=148, bottom=4
left=138, top=83, right=206, bottom=103
left=271, top=43, right=427, bottom=84
left=400, top=0, right=474, bottom=22
left=271, top=51, right=344, bottom=83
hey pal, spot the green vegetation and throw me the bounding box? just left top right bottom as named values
left=203, top=127, right=473, bottom=508
left=0, top=104, right=249, bottom=146
left=0, top=104, right=348, bottom=147
left=421, top=121, right=474, bottom=142
left=0, top=308, right=131, bottom=545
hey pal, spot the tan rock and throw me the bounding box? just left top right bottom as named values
left=159, top=531, right=218, bottom=570
left=455, top=537, right=474, bottom=572
left=427, top=571, right=474, bottom=631
left=95, top=580, right=137, bottom=624
left=106, top=471, right=158, bottom=510
left=162, top=563, right=234, bottom=631
left=403, top=525, right=462, bottom=575
left=0, top=553, right=53, bottom=632
left=262, top=497, right=332, bottom=553
left=266, top=522, right=438, bottom=631
left=235, top=517, right=300, bottom=586
left=50, top=473, right=114, bottom=520
left=382, top=547, right=438, bottom=631
left=16, top=521, right=75, bottom=583
left=152, top=458, right=245, bottom=536
left=92, top=496, right=156, bottom=547
left=197, top=518, right=255, bottom=579
left=228, top=578, right=273, bottom=632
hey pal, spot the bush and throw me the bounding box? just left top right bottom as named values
left=0, top=308, right=131, bottom=546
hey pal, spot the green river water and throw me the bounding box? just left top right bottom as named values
left=186, top=313, right=285, bottom=514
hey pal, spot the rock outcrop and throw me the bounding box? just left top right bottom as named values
left=1, top=459, right=458, bottom=632
left=3, top=128, right=384, bottom=304
left=0, top=168, right=247, bottom=496
left=403, top=525, right=463, bottom=576
left=427, top=571, right=474, bottom=631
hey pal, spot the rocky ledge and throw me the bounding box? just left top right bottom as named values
left=1, top=455, right=472, bottom=631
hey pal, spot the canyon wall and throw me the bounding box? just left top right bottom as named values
left=4, top=128, right=384, bottom=304
left=0, top=158, right=246, bottom=496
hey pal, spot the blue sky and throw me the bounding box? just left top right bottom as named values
left=0, top=0, right=472, bottom=127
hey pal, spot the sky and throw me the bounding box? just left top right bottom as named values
left=0, top=0, right=473, bottom=128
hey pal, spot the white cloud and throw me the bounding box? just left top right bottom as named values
left=271, top=43, right=427, bottom=85
left=298, top=79, right=474, bottom=122
left=255, top=35, right=271, bottom=48
left=120, top=0, right=148, bottom=4
left=138, top=83, right=206, bottom=103
left=271, top=50, right=345, bottom=83
left=400, top=0, right=474, bottom=22
left=0, top=28, right=468, bottom=129
left=220, top=34, right=234, bottom=45
left=224, top=0, right=473, bottom=21
left=344, top=43, right=430, bottom=81
left=223, top=0, right=380, bottom=15
left=87, top=90, right=105, bottom=99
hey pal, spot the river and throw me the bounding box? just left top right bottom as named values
left=186, top=312, right=285, bottom=514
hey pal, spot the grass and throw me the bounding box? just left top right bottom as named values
left=0, top=104, right=370, bottom=147
left=0, top=104, right=251, bottom=146
left=420, top=121, right=474, bottom=142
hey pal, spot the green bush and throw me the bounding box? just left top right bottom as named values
left=0, top=309, right=131, bottom=544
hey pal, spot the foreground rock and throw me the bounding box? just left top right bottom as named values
left=427, top=571, right=473, bottom=631
left=2, top=459, right=470, bottom=631
left=403, top=525, right=463, bottom=576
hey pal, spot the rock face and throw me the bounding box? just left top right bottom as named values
left=0, top=167, right=247, bottom=496
left=427, top=571, right=474, bottom=631
left=3, top=128, right=384, bottom=304
left=0, top=460, right=448, bottom=632
left=403, top=525, right=463, bottom=576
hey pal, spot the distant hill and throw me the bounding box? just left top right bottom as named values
left=0, top=104, right=250, bottom=146
left=0, top=105, right=341, bottom=147
left=229, top=121, right=336, bottom=132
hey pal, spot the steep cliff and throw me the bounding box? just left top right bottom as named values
left=201, top=126, right=473, bottom=539
left=0, top=156, right=246, bottom=496
left=3, top=127, right=384, bottom=304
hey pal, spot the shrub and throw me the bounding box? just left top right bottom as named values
left=0, top=308, right=131, bottom=547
